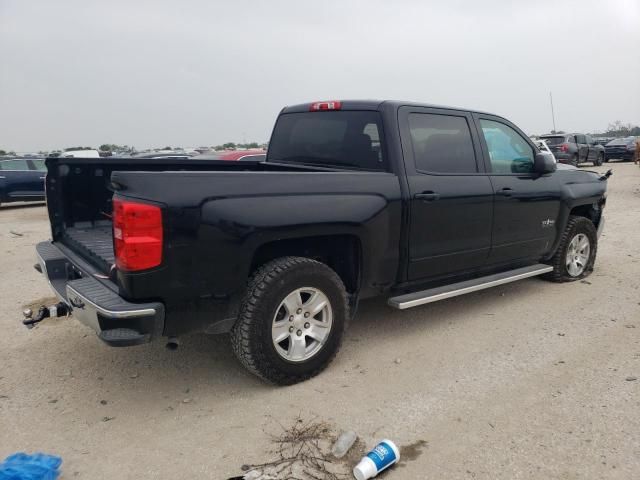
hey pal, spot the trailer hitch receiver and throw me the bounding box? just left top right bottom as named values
left=22, top=302, right=70, bottom=329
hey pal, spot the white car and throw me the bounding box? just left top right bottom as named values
left=60, top=149, right=101, bottom=158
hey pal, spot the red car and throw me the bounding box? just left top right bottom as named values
left=200, top=149, right=266, bottom=161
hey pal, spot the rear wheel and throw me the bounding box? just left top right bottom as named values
left=544, top=216, right=597, bottom=282
left=230, top=256, right=348, bottom=385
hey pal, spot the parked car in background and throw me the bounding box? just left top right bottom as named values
left=604, top=136, right=637, bottom=162
left=539, top=133, right=604, bottom=166
left=60, top=149, right=101, bottom=158
left=532, top=138, right=557, bottom=163
left=593, top=137, right=613, bottom=146
left=130, top=151, right=192, bottom=160
left=197, top=149, right=267, bottom=161
left=0, top=157, right=46, bottom=206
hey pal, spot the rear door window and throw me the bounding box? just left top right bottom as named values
left=267, top=111, right=387, bottom=171
left=407, top=113, right=477, bottom=173
left=480, top=120, right=534, bottom=174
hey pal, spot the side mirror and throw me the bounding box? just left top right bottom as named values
left=534, top=152, right=556, bottom=174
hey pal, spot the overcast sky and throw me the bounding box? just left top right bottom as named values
left=1, top=0, right=639, bottom=152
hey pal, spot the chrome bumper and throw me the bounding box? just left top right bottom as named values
left=35, top=241, right=164, bottom=346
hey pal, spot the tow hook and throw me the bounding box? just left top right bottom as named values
left=22, top=302, right=70, bottom=329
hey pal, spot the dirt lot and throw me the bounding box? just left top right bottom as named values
left=1, top=163, right=639, bottom=479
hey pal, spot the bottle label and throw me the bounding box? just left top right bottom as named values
left=365, top=441, right=397, bottom=472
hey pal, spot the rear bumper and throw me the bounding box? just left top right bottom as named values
left=36, top=241, right=164, bottom=347
left=605, top=150, right=634, bottom=160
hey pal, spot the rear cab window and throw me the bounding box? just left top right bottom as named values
left=267, top=111, right=387, bottom=171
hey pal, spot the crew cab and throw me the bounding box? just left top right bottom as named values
left=539, top=133, right=605, bottom=166
left=33, top=100, right=609, bottom=384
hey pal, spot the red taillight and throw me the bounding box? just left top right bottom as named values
left=309, top=100, right=342, bottom=111
left=560, top=143, right=569, bottom=152
left=113, top=199, right=163, bottom=271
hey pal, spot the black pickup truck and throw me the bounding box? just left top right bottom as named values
left=33, top=100, right=609, bottom=384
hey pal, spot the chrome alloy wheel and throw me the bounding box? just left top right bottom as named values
left=566, top=233, right=590, bottom=277
left=271, top=287, right=333, bottom=362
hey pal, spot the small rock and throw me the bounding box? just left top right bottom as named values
left=97, top=376, right=104, bottom=381
left=394, top=358, right=401, bottom=364
left=557, top=333, right=565, bottom=337
left=100, top=400, right=108, bottom=405
left=625, top=325, right=636, bottom=329
left=129, top=373, right=139, bottom=379
left=625, top=376, right=637, bottom=382
left=240, top=464, right=251, bottom=472
left=184, top=388, right=190, bottom=394
left=580, top=280, right=592, bottom=285
left=48, top=399, right=58, bottom=404
left=182, top=398, right=192, bottom=404
left=102, top=416, right=115, bottom=422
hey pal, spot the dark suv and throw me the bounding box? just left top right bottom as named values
left=539, top=133, right=605, bottom=166
left=604, top=137, right=637, bottom=162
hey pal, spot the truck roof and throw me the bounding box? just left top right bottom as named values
left=280, top=99, right=497, bottom=117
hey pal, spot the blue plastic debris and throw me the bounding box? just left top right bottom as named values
left=0, top=453, right=62, bottom=480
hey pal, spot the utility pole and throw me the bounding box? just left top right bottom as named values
left=549, top=92, right=557, bottom=133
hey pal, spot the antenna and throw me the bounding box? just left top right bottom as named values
left=549, top=92, right=557, bottom=133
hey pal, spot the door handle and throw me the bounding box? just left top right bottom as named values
left=497, top=187, right=513, bottom=197
left=414, top=191, right=440, bottom=201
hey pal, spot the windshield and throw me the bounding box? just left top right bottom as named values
left=540, top=136, right=566, bottom=145
left=267, top=111, right=388, bottom=171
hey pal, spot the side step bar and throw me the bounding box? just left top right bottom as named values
left=388, top=264, right=553, bottom=310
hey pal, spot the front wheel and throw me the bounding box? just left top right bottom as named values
left=570, top=154, right=579, bottom=167
left=230, top=256, right=348, bottom=385
left=594, top=153, right=604, bottom=166
left=544, top=216, right=597, bottom=282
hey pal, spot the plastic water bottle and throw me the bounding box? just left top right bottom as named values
left=332, top=431, right=358, bottom=458
left=353, top=439, right=400, bottom=480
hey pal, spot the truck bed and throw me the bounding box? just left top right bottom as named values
left=45, top=156, right=328, bottom=274
left=63, top=222, right=114, bottom=271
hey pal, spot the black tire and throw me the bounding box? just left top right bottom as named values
left=544, top=216, right=597, bottom=282
left=571, top=154, right=579, bottom=167
left=230, top=256, right=348, bottom=385
left=594, top=153, right=604, bottom=166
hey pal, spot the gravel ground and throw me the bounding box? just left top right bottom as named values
left=0, top=163, right=638, bottom=480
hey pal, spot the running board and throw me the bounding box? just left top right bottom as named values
left=388, top=264, right=553, bottom=310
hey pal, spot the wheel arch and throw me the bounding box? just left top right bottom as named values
left=249, top=234, right=363, bottom=296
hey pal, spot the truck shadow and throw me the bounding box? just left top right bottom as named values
left=24, top=277, right=541, bottom=400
